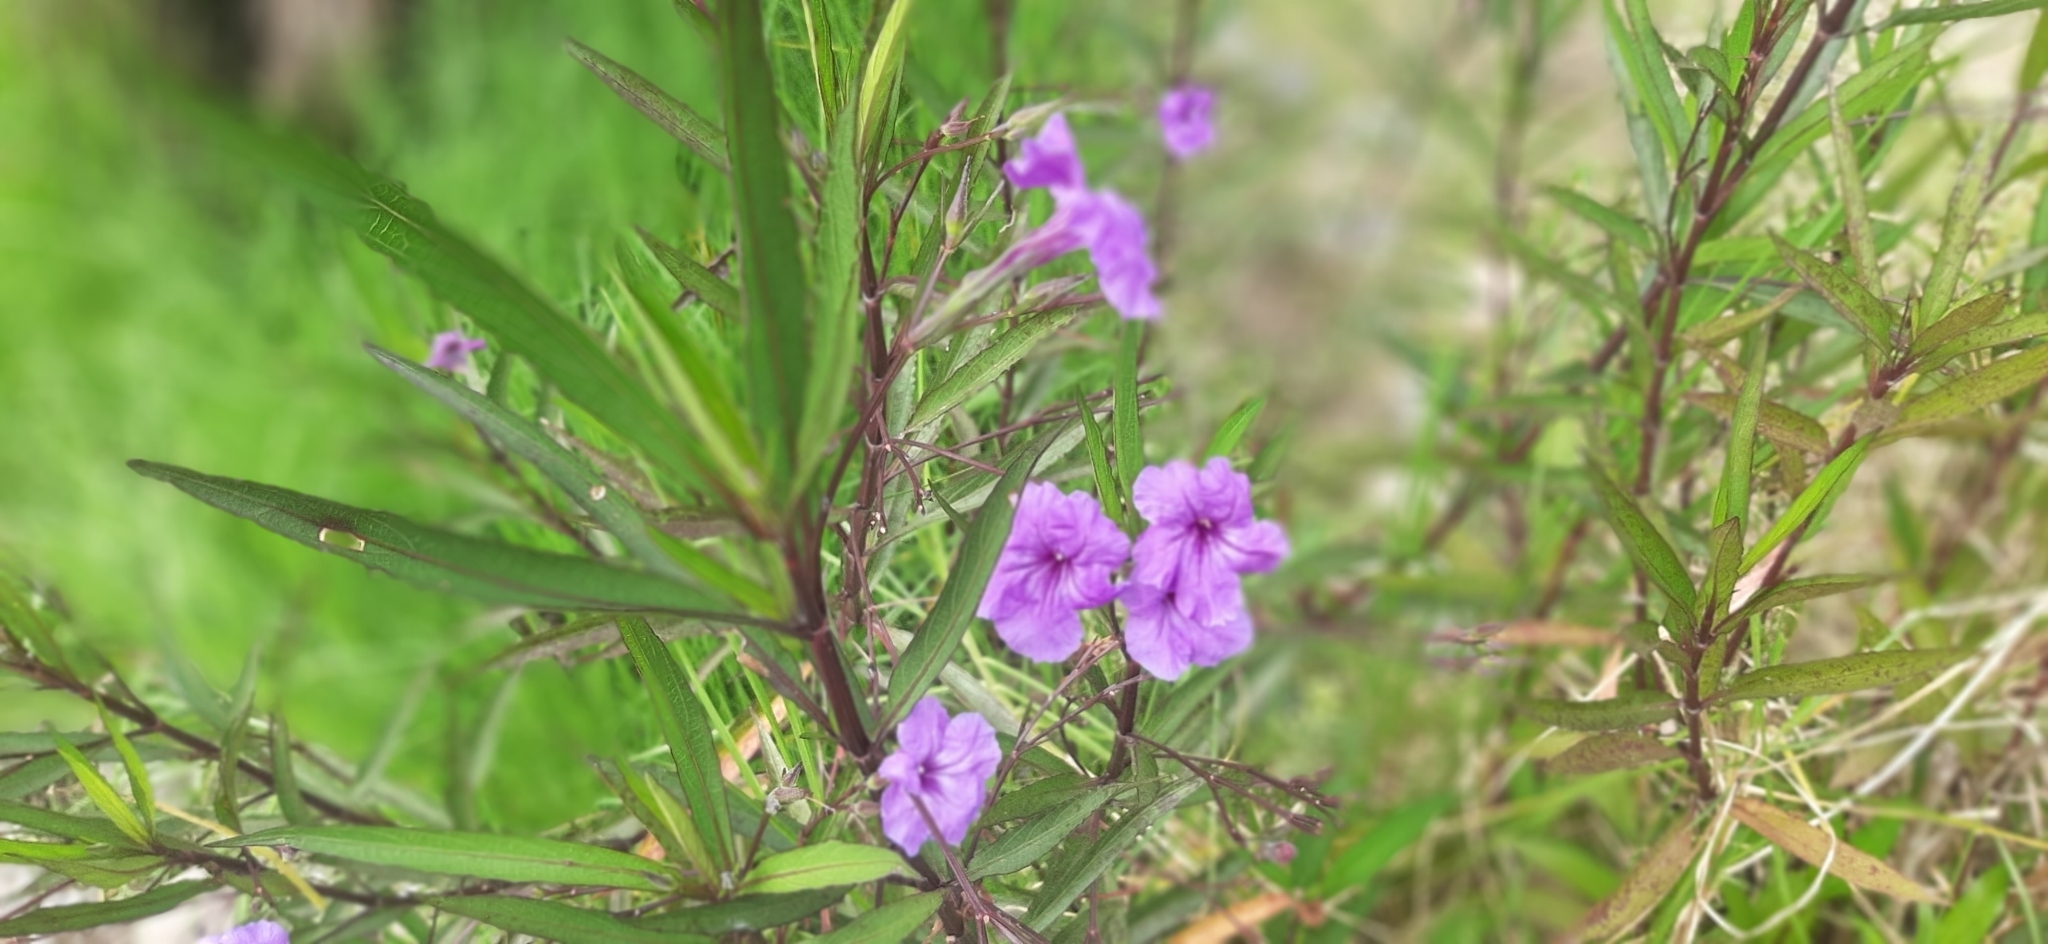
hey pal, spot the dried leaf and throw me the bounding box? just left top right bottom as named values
left=1729, top=798, right=1940, bottom=903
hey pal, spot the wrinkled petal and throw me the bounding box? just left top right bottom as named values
left=939, top=712, right=1003, bottom=780
left=894, top=697, right=950, bottom=760
left=1128, top=459, right=1286, bottom=622
left=879, top=781, right=931, bottom=852
left=203, top=922, right=291, bottom=944
left=1132, top=463, right=1202, bottom=528
left=990, top=601, right=1086, bottom=663
left=1158, top=85, right=1217, bottom=160
left=876, top=699, right=1000, bottom=852
left=978, top=482, right=1131, bottom=662
left=1120, top=582, right=1254, bottom=681
left=1004, top=113, right=1086, bottom=191
left=1074, top=190, right=1160, bottom=321
left=1215, top=519, right=1289, bottom=575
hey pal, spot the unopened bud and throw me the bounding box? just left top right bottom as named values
left=1261, top=841, right=1297, bottom=865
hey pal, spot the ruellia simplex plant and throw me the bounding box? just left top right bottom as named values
left=0, top=2, right=1327, bottom=942
left=1395, top=0, right=2048, bottom=938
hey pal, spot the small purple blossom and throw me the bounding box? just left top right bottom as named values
left=1120, top=580, right=1253, bottom=680
left=1071, top=190, right=1161, bottom=320
left=1129, top=458, right=1289, bottom=627
left=426, top=331, right=486, bottom=370
left=1158, top=85, right=1217, bottom=160
left=202, top=921, right=289, bottom=944
left=1003, top=113, right=1087, bottom=192
left=977, top=483, right=1131, bottom=662
left=999, top=113, right=1163, bottom=321
left=877, top=698, right=1001, bottom=851
left=1262, top=840, right=1298, bottom=865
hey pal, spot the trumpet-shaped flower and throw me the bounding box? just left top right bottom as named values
left=1129, top=458, right=1288, bottom=627
left=1003, top=113, right=1087, bottom=193
left=878, top=698, right=1001, bottom=851
left=203, top=922, right=289, bottom=944
left=1120, top=580, right=1253, bottom=680
left=1158, top=85, right=1217, bottom=160
left=977, top=483, right=1131, bottom=661
left=998, top=113, right=1163, bottom=321
left=426, top=331, right=486, bottom=371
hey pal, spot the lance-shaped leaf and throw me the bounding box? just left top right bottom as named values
left=269, top=714, right=312, bottom=827
left=637, top=229, right=741, bottom=322
left=1206, top=396, right=1268, bottom=459
left=1828, top=91, right=1879, bottom=285
left=95, top=705, right=154, bottom=842
left=1897, top=344, right=2048, bottom=432
left=1917, top=128, right=1995, bottom=330
left=1741, top=438, right=1870, bottom=572
left=617, top=616, right=732, bottom=873
left=1519, top=691, right=1679, bottom=731
left=49, top=733, right=149, bottom=847
left=886, top=430, right=1061, bottom=719
left=565, top=38, right=729, bottom=173
left=909, top=306, right=1082, bottom=431
left=1700, top=517, right=1744, bottom=625
left=812, top=891, right=942, bottom=944
left=1544, top=186, right=1654, bottom=251
left=1114, top=322, right=1146, bottom=494
left=797, top=101, right=865, bottom=488
left=1908, top=293, right=2008, bottom=361
left=1586, top=464, right=1696, bottom=610
left=0, top=798, right=138, bottom=847
left=1025, top=780, right=1202, bottom=931
left=1775, top=236, right=1897, bottom=349
left=1712, top=326, right=1770, bottom=528
left=1919, top=312, right=2048, bottom=370
left=968, top=788, right=1113, bottom=879
left=1880, top=0, right=2048, bottom=27
left=855, top=0, right=916, bottom=158
left=1729, top=573, right=1886, bottom=624
left=1729, top=798, right=1940, bottom=902
left=1713, top=648, right=1964, bottom=704
left=0, top=880, right=215, bottom=937
left=130, top=461, right=748, bottom=619
left=633, top=888, right=850, bottom=934
left=1686, top=392, right=1829, bottom=454
left=435, top=895, right=698, bottom=944
left=1541, top=733, right=1680, bottom=776
left=214, top=825, right=669, bottom=890
left=722, top=0, right=808, bottom=486
left=1321, top=794, right=1454, bottom=898
left=1559, top=819, right=1695, bottom=943
left=741, top=842, right=906, bottom=894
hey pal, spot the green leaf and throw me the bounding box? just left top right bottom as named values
left=856, top=0, right=917, bottom=159
left=1701, top=517, right=1744, bottom=623
left=1025, top=780, right=1201, bottom=931
left=968, top=788, right=1112, bottom=878
left=1714, top=649, right=1964, bottom=704
left=1898, top=344, right=2048, bottom=431
left=637, top=229, right=741, bottom=322
left=0, top=880, right=215, bottom=937
left=1520, top=692, right=1679, bottom=731
left=50, top=733, right=149, bottom=846
left=1877, top=0, right=2046, bottom=29
left=270, top=714, right=312, bottom=827
left=1774, top=235, right=1895, bottom=349
left=214, top=825, right=669, bottom=890
left=634, top=888, right=849, bottom=934
left=811, top=891, right=942, bottom=944
left=1712, top=329, right=1770, bottom=529
left=617, top=616, right=733, bottom=874
left=1741, top=438, right=1871, bottom=572
left=1544, top=186, right=1654, bottom=251
left=1930, top=868, right=2009, bottom=941
left=741, top=841, right=906, bottom=894
left=1828, top=90, right=1879, bottom=286
left=1562, top=819, right=1696, bottom=942
left=95, top=705, right=153, bottom=842
left=1205, top=397, right=1268, bottom=459
left=1731, top=573, right=1886, bottom=623
left=909, top=307, right=1081, bottom=431
left=0, top=837, right=102, bottom=863
left=2022, top=6, right=2048, bottom=92
left=1909, top=293, right=2009, bottom=361
left=435, top=895, right=702, bottom=944
left=1321, top=794, right=1454, bottom=899
left=0, top=799, right=138, bottom=847
left=564, top=38, right=729, bottom=173
left=1919, top=129, right=1997, bottom=331
left=1541, top=733, right=1680, bottom=776
left=1079, top=399, right=1123, bottom=526
left=1919, top=312, right=2048, bottom=369
left=886, top=430, right=1060, bottom=716
left=1586, top=464, right=1696, bottom=609
left=799, top=100, right=866, bottom=488
left=983, top=772, right=1094, bottom=824
left=129, top=461, right=745, bottom=618
left=722, top=0, right=809, bottom=486
left=1114, top=322, right=1145, bottom=495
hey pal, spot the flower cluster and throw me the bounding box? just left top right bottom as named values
left=978, top=458, right=1287, bottom=680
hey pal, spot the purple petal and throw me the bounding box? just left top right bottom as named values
left=991, top=602, right=1087, bottom=663
left=895, top=697, right=949, bottom=760
left=1216, top=519, right=1289, bottom=576
left=1004, top=113, right=1087, bottom=191
left=938, top=710, right=1002, bottom=780
left=1075, top=190, right=1160, bottom=321
left=1158, top=85, right=1217, bottom=160
left=880, top=781, right=932, bottom=852
left=202, top=922, right=290, bottom=944
left=1120, top=581, right=1254, bottom=680
left=1132, top=462, right=1202, bottom=528
left=426, top=331, right=485, bottom=370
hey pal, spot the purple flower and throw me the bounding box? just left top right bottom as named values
left=1120, top=580, right=1253, bottom=680
left=202, top=921, right=289, bottom=944
left=1003, top=113, right=1087, bottom=192
left=426, top=331, right=486, bottom=370
left=1158, top=85, right=1217, bottom=160
left=1129, top=458, right=1288, bottom=627
left=977, top=483, right=1131, bottom=662
left=1071, top=190, right=1161, bottom=321
left=878, top=698, right=1001, bottom=851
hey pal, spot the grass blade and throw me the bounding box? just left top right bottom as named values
left=0, top=880, right=215, bottom=937
left=564, top=38, right=729, bottom=172
left=617, top=616, right=733, bottom=875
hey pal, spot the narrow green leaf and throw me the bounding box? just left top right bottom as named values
left=1920, top=129, right=1996, bottom=331
left=564, top=38, right=729, bottom=173
left=798, top=101, right=866, bottom=489
left=269, top=714, right=311, bottom=827
left=1701, top=517, right=1744, bottom=623
left=1829, top=90, right=1879, bottom=285
left=1682, top=287, right=1798, bottom=347
left=1519, top=691, right=1679, bottom=731
left=1774, top=235, right=1895, bottom=349
left=50, top=733, right=149, bottom=846
left=722, top=0, right=808, bottom=484
left=1920, top=312, right=2048, bottom=369
left=618, top=616, right=733, bottom=874
left=216, top=826, right=669, bottom=889
left=741, top=841, right=906, bottom=894
left=2022, top=6, right=2048, bottom=92
left=215, top=686, right=253, bottom=832
left=0, top=838, right=100, bottom=863
left=811, top=892, right=942, bottom=944
left=0, top=880, right=214, bottom=937
left=856, top=0, right=918, bottom=158
left=95, top=706, right=153, bottom=842
left=1586, top=464, right=1696, bottom=609
left=1900, top=343, right=2048, bottom=432
left=887, top=430, right=1060, bottom=717
left=910, top=308, right=1082, bottom=432
left=1732, top=574, right=1886, bottom=624
left=0, top=798, right=138, bottom=847
left=1025, top=780, right=1201, bottom=931
left=129, top=461, right=745, bottom=618
left=637, top=229, right=741, bottom=322
left=1541, top=733, right=1679, bottom=776
left=1205, top=397, right=1268, bottom=459
left=1544, top=186, right=1654, bottom=251
left=436, top=895, right=702, bottom=944
left=1714, top=648, right=1964, bottom=704
left=634, top=888, right=849, bottom=934
left=1320, top=794, right=1453, bottom=898
left=1078, top=401, right=1123, bottom=526
left=1562, top=819, right=1696, bottom=942
left=1712, top=328, right=1770, bottom=528
left=1909, top=293, right=2009, bottom=360
left=1878, top=0, right=2046, bottom=29
left=968, top=789, right=1112, bottom=878
left=983, top=772, right=1093, bottom=824
left=1114, top=322, right=1145, bottom=496
left=1741, top=438, right=1871, bottom=572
